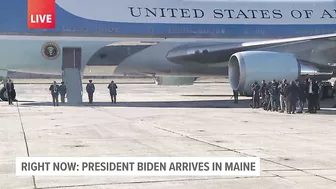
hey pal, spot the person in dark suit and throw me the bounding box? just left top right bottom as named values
left=260, top=80, right=267, bottom=107
left=59, top=82, right=67, bottom=103
left=297, top=79, right=306, bottom=113
left=49, top=81, right=60, bottom=107
left=108, top=80, right=118, bottom=103
left=5, top=78, right=15, bottom=105
left=86, top=80, right=95, bottom=103
left=306, top=78, right=319, bottom=113
left=285, top=81, right=300, bottom=114
left=268, top=80, right=278, bottom=111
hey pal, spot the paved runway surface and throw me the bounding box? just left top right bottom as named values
left=1, top=82, right=336, bottom=189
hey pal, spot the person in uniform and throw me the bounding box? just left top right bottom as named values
left=278, top=79, right=288, bottom=113
left=49, top=81, right=60, bottom=107
left=86, top=80, right=95, bottom=103
left=59, top=81, right=67, bottom=103
left=285, top=81, right=300, bottom=114
left=5, top=78, right=14, bottom=105
left=107, top=80, right=118, bottom=103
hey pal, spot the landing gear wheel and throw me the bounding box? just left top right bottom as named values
left=0, top=87, right=8, bottom=101
left=0, top=88, right=16, bottom=101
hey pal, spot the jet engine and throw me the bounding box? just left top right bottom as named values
left=228, top=51, right=332, bottom=93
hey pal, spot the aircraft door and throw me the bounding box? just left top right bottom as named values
left=62, top=47, right=82, bottom=70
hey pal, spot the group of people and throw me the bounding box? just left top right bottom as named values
left=49, top=81, right=67, bottom=106
left=49, top=80, right=118, bottom=106
left=242, top=78, right=321, bottom=114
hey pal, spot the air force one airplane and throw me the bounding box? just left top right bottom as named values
left=0, top=0, right=336, bottom=100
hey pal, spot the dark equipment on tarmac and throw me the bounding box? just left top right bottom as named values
left=0, top=86, right=16, bottom=101
left=319, top=81, right=334, bottom=99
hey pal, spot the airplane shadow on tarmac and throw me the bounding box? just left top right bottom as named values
left=19, top=99, right=252, bottom=109
left=181, top=95, right=234, bottom=97
left=16, top=97, right=336, bottom=114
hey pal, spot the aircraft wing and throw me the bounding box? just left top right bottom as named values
left=167, top=33, right=336, bottom=66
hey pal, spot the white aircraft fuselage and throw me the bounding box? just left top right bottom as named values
left=0, top=0, right=335, bottom=75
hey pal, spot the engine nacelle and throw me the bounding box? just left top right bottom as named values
left=229, top=51, right=302, bottom=93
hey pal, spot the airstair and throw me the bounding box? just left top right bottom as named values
left=62, top=68, right=83, bottom=105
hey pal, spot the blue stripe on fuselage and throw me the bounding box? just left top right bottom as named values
left=1, top=1, right=336, bottom=38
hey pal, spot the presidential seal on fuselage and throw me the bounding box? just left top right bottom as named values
left=41, top=42, right=60, bottom=60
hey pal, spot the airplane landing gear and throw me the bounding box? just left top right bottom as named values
left=0, top=87, right=8, bottom=101
left=0, top=87, right=16, bottom=101
left=0, top=70, right=8, bottom=101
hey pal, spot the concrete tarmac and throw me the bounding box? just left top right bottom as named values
left=1, top=82, right=336, bottom=189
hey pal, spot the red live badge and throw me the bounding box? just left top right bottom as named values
left=28, top=0, right=56, bottom=29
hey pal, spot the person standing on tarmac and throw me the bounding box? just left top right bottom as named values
left=5, top=78, right=14, bottom=105
left=264, top=82, right=271, bottom=110
left=108, top=80, right=118, bottom=104
left=278, top=79, right=288, bottom=113
left=297, top=79, right=306, bottom=113
left=59, top=82, right=67, bottom=103
left=260, top=80, right=267, bottom=107
left=332, top=80, right=336, bottom=97
left=268, top=80, right=278, bottom=111
left=86, top=80, right=95, bottom=104
left=49, top=81, right=60, bottom=107
left=316, top=81, right=322, bottom=111
left=317, top=81, right=322, bottom=110
left=306, top=78, right=319, bottom=113
left=251, top=81, right=260, bottom=108
left=285, top=81, right=300, bottom=114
